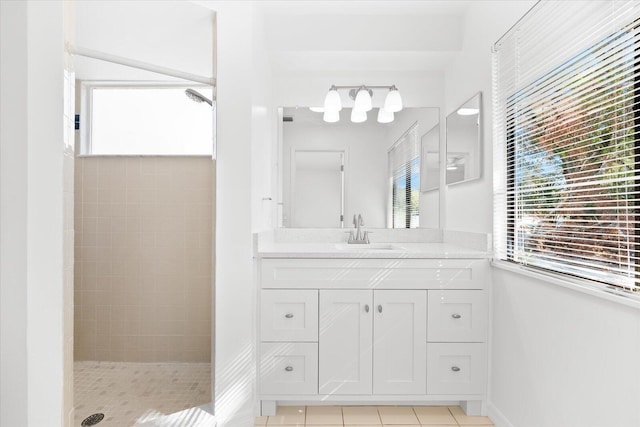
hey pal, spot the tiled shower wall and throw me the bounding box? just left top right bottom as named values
left=74, top=157, right=213, bottom=362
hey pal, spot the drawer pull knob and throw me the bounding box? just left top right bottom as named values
left=285, top=366, right=294, bottom=372
left=378, top=305, right=383, bottom=313
left=364, top=304, right=370, bottom=313
left=285, top=313, right=294, bottom=319
left=451, top=313, right=462, bottom=319
left=451, top=366, right=461, bottom=372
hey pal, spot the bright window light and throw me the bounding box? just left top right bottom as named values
left=86, top=86, right=213, bottom=156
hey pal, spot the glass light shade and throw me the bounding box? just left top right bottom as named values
left=354, top=88, right=372, bottom=112
left=377, top=108, right=394, bottom=123
left=384, top=88, right=403, bottom=113
left=309, top=106, right=324, bottom=113
left=323, top=88, right=342, bottom=112
left=351, top=108, right=367, bottom=123
left=323, top=110, right=340, bottom=123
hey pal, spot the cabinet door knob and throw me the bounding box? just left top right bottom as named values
left=364, top=304, right=370, bottom=313
left=377, top=305, right=383, bottom=313
left=285, top=366, right=293, bottom=372
left=451, top=313, right=462, bottom=319
left=451, top=366, right=461, bottom=372
left=285, top=313, right=294, bottom=318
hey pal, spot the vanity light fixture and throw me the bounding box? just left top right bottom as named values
left=384, top=85, right=403, bottom=113
left=353, top=86, right=373, bottom=112
left=323, top=85, right=342, bottom=112
left=351, top=109, right=367, bottom=123
left=321, top=84, right=403, bottom=123
left=377, top=108, right=394, bottom=123
left=323, top=110, right=340, bottom=123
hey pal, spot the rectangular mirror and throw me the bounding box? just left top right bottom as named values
left=446, top=92, right=481, bottom=185
left=278, top=106, right=439, bottom=228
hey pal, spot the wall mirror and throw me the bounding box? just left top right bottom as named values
left=421, top=124, right=440, bottom=192
left=446, top=92, right=481, bottom=185
left=278, top=106, right=439, bottom=228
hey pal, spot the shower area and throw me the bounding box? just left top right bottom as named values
left=68, top=2, right=216, bottom=426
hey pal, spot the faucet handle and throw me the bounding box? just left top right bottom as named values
left=363, top=230, right=371, bottom=244
left=345, top=231, right=355, bottom=243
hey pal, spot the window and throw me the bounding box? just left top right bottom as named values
left=494, top=1, right=640, bottom=292
left=389, top=123, right=420, bottom=228
left=81, top=84, right=213, bottom=156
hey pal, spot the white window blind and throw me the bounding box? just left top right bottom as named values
left=389, top=123, right=420, bottom=228
left=493, top=0, right=640, bottom=292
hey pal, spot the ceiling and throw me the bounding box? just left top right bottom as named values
left=258, top=1, right=469, bottom=73
left=72, top=1, right=470, bottom=81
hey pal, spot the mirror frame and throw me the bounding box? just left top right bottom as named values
left=445, top=92, right=482, bottom=186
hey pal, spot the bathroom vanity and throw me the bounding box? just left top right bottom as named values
left=254, top=230, right=491, bottom=416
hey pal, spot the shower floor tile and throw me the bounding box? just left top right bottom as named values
left=74, top=361, right=211, bottom=427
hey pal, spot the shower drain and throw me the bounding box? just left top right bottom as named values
left=81, top=413, right=104, bottom=426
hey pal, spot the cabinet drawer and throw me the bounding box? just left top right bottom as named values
left=261, top=290, right=318, bottom=342
left=260, top=343, right=318, bottom=395
left=427, top=290, right=487, bottom=342
left=427, top=343, right=486, bottom=395
left=261, top=259, right=488, bottom=290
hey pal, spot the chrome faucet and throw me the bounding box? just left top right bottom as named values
left=347, top=214, right=370, bottom=244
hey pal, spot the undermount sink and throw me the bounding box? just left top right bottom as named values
left=334, top=243, right=403, bottom=251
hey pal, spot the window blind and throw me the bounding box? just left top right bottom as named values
left=389, top=123, right=420, bottom=228
left=493, top=0, right=640, bottom=292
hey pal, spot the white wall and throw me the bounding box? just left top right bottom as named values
left=0, top=1, right=66, bottom=426
left=445, top=2, right=640, bottom=427
left=491, top=269, right=640, bottom=427
left=443, top=1, right=533, bottom=233
left=210, top=2, right=264, bottom=426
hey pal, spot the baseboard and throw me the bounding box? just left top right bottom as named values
left=487, top=401, right=515, bottom=427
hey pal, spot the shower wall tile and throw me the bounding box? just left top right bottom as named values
left=74, top=157, right=213, bottom=363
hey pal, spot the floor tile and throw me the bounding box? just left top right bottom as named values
left=255, top=415, right=269, bottom=426
left=267, top=406, right=306, bottom=426
left=305, top=406, right=343, bottom=425
left=343, top=406, right=382, bottom=425
left=74, top=361, right=211, bottom=427
left=448, top=406, right=493, bottom=425
left=377, top=407, right=419, bottom=425
left=413, top=406, right=457, bottom=425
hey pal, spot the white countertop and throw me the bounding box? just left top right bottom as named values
left=255, top=242, right=492, bottom=259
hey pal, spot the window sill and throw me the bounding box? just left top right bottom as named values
left=491, top=259, right=640, bottom=310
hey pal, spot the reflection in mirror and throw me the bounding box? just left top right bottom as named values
left=421, top=124, right=440, bottom=192
left=279, top=107, right=438, bottom=228
left=291, top=150, right=345, bottom=228
left=446, top=92, right=481, bottom=185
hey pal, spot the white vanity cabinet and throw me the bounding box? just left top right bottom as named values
left=257, top=256, right=489, bottom=416
left=319, top=290, right=427, bottom=395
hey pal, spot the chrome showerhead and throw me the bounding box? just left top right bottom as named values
left=185, top=88, right=212, bottom=106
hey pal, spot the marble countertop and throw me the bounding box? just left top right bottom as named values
left=255, top=242, right=492, bottom=259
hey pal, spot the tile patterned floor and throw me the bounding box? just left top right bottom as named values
left=74, top=361, right=211, bottom=427
left=255, top=405, right=494, bottom=426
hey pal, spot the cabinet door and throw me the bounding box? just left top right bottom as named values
left=319, top=290, right=373, bottom=395
left=373, top=290, right=427, bottom=395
